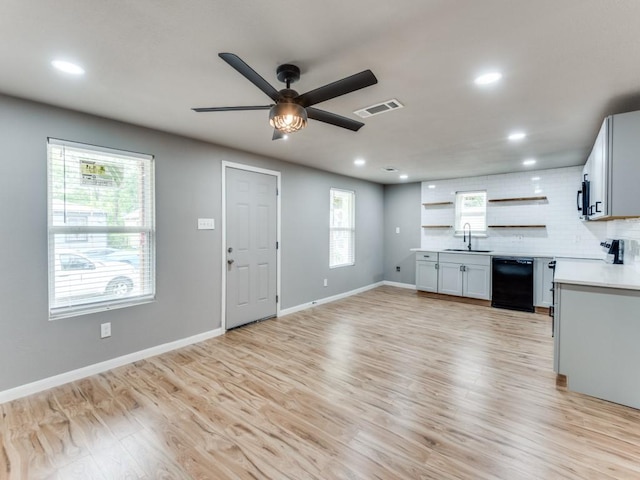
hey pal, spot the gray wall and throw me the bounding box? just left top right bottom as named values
left=383, top=183, right=421, bottom=284
left=0, top=93, right=384, bottom=391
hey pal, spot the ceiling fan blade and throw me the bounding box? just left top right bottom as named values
left=296, top=70, right=378, bottom=107
left=219, top=53, right=280, bottom=102
left=192, top=105, right=273, bottom=112
left=272, top=129, right=285, bottom=141
left=306, top=107, right=365, bottom=131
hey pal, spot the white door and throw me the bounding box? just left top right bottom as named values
left=438, top=262, right=463, bottom=296
left=225, top=167, right=278, bottom=329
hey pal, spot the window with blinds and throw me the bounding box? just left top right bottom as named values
left=455, top=190, right=487, bottom=234
left=47, top=139, right=155, bottom=319
left=329, top=188, right=355, bottom=268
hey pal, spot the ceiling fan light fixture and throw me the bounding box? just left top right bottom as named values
left=269, top=103, right=307, bottom=133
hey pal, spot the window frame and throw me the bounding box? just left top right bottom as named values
left=329, top=187, right=356, bottom=269
left=454, top=190, right=487, bottom=235
left=47, top=138, right=156, bottom=319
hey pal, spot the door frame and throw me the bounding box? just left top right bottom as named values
left=221, top=161, right=281, bottom=332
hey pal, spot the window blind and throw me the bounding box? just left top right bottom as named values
left=47, top=139, right=155, bottom=319
left=330, top=188, right=355, bottom=268
left=455, top=190, right=487, bottom=233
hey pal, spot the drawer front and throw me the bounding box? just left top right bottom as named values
left=416, top=251, right=438, bottom=261
left=439, top=253, right=490, bottom=266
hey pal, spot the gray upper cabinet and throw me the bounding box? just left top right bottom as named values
left=585, top=110, right=640, bottom=220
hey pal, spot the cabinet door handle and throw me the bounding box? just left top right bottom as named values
left=595, top=201, right=602, bottom=213
left=576, top=190, right=582, bottom=211
left=435, top=263, right=439, bottom=270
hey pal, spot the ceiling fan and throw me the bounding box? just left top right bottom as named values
left=192, top=53, right=378, bottom=140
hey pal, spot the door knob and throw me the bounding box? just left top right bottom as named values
left=227, top=259, right=234, bottom=265
left=228, top=247, right=233, bottom=253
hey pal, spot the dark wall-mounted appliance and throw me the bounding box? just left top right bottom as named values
left=601, top=238, right=624, bottom=264
left=577, top=173, right=590, bottom=219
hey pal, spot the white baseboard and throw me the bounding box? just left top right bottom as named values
left=383, top=280, right=417, bottom=290
left=0, top=328, right=223, bottom=405
left=279, top=281, right=384, bottom=317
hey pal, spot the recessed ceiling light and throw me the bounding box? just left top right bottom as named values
left=354, top=158, right=366, bottom=166
left=399, top=174, right=408, bottom=180
left=508, top=132, right=526, bottom=141
left=283, top=134, right=289, bottom=140
left=51, top=60, right=85, bottom=75
left=531, top=176, right=541, bottom=181
left=474, top=71, right=502, bottom=85
left=428, top=184, right=436, bottom=189
left=523, top=159, right=537, bottom=166
left=534, top=188, right=543, bottom=194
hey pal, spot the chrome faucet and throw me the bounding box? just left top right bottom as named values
left=463, top=222, right=472, bottom=251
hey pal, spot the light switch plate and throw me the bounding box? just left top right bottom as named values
left=198, top=218, right=215, bottom=230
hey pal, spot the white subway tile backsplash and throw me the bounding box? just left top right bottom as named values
left=421, top=166, right=609, bottom=257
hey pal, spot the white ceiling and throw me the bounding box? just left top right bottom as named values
left=2, top=0, right=640, bottom=184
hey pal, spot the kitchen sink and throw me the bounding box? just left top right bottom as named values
left=443, top=249, right=492, bottom=253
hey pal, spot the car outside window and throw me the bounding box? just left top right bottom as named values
left=47, top=139, right=155, bottom=319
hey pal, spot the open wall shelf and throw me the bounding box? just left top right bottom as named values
left=422, top=225, right=453, bottom=229
left=488, top=225, right=547, bottom=228
left=488, top=196, right=548, bottom=203
left=422, top=201, right=454, bottom=207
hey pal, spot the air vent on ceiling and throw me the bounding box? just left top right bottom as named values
left=354, top=99, right=404, bottom=118
left=382, top=167, right=399, bottom=173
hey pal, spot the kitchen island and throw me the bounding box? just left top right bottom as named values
left=554, top=259, right=640, bottom=409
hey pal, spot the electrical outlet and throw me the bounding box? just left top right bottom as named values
left=323, top=278, right=328, bottom=287
left=396, top=266, right=401, bottom=272
left=100, top=322, right=111, bottom=339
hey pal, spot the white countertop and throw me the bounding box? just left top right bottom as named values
left=410, top=248, right=602, bottom=260
left=554, top=259, right=640, bottom=290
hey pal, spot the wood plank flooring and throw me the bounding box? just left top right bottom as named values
left=3, top=285, right=640, bottom=479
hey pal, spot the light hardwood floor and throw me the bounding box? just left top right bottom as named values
left=2, top=286, right=640, bottom=479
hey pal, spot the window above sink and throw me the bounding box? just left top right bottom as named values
left=455, top=190, right=487, bottom=235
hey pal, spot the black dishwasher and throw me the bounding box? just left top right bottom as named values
left=491, top=257, right=534, bottom=312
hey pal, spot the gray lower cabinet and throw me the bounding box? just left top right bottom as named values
left=415, top=252, right=438, bottom=292
left=534, top=257, right=554, bottom=307
left=437, top=253, right=491, bottom=300
left=464, top=263, right=491, bottom=299
left=437, top=262, right=463, bottom=296
left=555, top=282, right=640, bottom=409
